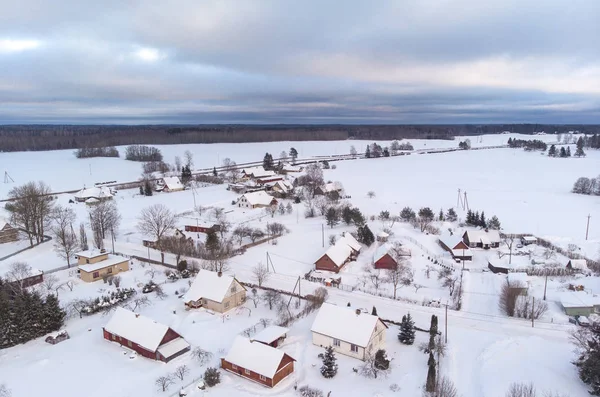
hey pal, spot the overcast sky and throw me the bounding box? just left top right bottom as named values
left=1, top=0, right=599, bottom=124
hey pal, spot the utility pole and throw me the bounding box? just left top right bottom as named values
left=444, top=303, right=448, bottom=343
left=543, top=273, right=548, bottom=301
left=586, top=214, right=591, bottom=240
left=322, top=224, right=325, bottom=248
left=462, top=248, right=465, bottom=271
left=531, top=297, right=535, bottom=328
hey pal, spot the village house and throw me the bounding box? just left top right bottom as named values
left=0, top=220, right=19, bottom=244
left=156, top=176, right=184, bottom=193
left=237, top=191, right=278, bottom=209
left=3, top=267, right=44, bottom=288
left=74, top=186, right=114, bottom=203
left=559, top=291, right=600, bottom=317
left=566, top=259, right=589, bottom=272
left=507, top=272, right=529, bottom=295
left=221, top=336, right=295, bottom=388
left=521, top=235, right=537, bottom=246
left=182, top=269, right=246, bottom=313
left=282, top=163, right=302, bottom=173
left=376, top=231, right=389, bottom=243
left=314, top=233, right=362, bottom=273
left=251, top=326, right=289, bottom=348
left=439, top=235, right=473, bottom=261
left=240, top=166, right=277, bottom=181
left=462, top=229, right=501, bottom=249
left=269, top=180, right=294, bottom=197
left=372, top=244, right=398, bottom=270
left=314, top=182, right=343, bottom=196
left=103, top=307, right=190, bottom=362
left=311, top=303, right=387, bottom=360
left=185, top=223, right=220, bottom=234
left=256, top=175, right=284, bottom=185
left=75, top=249, right=130, bottom=282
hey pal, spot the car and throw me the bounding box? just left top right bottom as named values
left=569, top=317, right=578, bottom=325
left=577, top=316, right=591, bottom=327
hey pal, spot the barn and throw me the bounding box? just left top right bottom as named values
left=463, top=230, right=501, bottom=249
left=315, top=233, right=361, bottom=273
left=438, top=235, right=473, bottom=260
left=103, top=308, right=190, bottom=362
left=0, top=221, right=19, bottom=244
left=221, top=336, right=295, bottom=388
left=373, top=245, right=398, bottom=270
left=185, top=223, right=221, bottom=234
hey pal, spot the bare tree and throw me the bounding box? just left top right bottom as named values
left=191, top=347, right=213, bottom=366
left=184, top=150, right=194, bottom=169
left=413, top=283, right=425, bottom=293
left=302, top=163, right=324, bottom=197
left=252, top=262, right=270, bottom=287
left=386, top=261, right=413, bottom=299
left=5, top=181, right=54, bottom=246
left=173, top=365, right=190, bottom=381
left=503, top=234, right=516, bottom=264
left=262, top=290, right=282, bottom=310
left=249, top=288, right=261, bottom=308
left=367, top=191, right=376, bottom=199
left=423, top=376, right=458, bottom=397
left=69, top=298, right=92, bottom=319
left=359, top=353, right=390, bottom=379
left=145, top=267, right=159, bottom=279
left=364, top=268, right=385, bottom=294
left=5, top=262, right=33, bottom=292
left=174, top=156, right=182, bottom=172
left=350, top=145, right=358, bottom=156
left=266, top=222, right=288, bottom=237
left=506, top=383, right=536, bottom=397
left=499, top=279, right=521, bottom=317
left=137, top=204, right=178, bottom=255
left=63, top=280, right=75, bottom=291
left=232, top=225, right=252, bottom=245
left=89, top=200, right=121, bottom=241
left=0, top=384, right=11, bottom=397
left=215, top=211, right=231, bottom=239
left=314, top=196, right=328, bottom=215
left=249, top=228, right=265, bottom=243
left=265, top=205, right=277, bottom=218
left=51, top=205, right=78, bottom=268
left=113, top=275, right=122, bottom=288
left=42, top=274, right=60, bottom=292
left=155, top=375, right=174, bottom=392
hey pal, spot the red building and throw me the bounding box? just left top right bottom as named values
left=222, top=337, right=295, bottom=388
left=185, top=223, right=221, bottom=234
left=103, top=308, right=190, bottom=362
left=373, top=245, right=398, bottom=270
left=314, top=233, right=361, bottom=273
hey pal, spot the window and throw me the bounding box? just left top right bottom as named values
left=231, top=286, right=236, bottom=293
left=245, top=369, right=251, bottom=375
left=86, top=259, right=90, bottom=264
left=107, top=267, right=113, bottom=274
left=232, top=364, right=237, bottom=370
left=128, top=340, right=132, bottom=347
left=225, top=302, right=230, bottom=309
left=333, top=338, right=340, bottom=347
left=351, top=344, right=358, bottom=353
left=259, top=375, right=266, bottom=381
left=92, top=271, right=99, bottom=279
left=112, top=334, right=116, bottom=340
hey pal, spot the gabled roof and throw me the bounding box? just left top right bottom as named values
left=373, top=244, right=394, bottom=264
left=439, top=235, right=467, bottom=250
left=224, top=337, right=294, bottom=378
left=319, top=182, right=343, bottom=193
left=321, top=243, right=353, bottom=267
left=240, top=191, right=276, bottom=206
left=560, top=292, right=600, bottom=308
left=75, top=249, right=107, bottom=259
left=78, top=254, right=129, bottom=273
left=311, top=303, right=386, bottom=347
left=273, top=180, right=294, bottom=193
left=182, top=269, right=243, bottom=303
left=74, top=186, right=113, bottom=200
left=463, top=229, right=501, bottom=244
left=241, top=166, right=277, bottom=179
left=341, top=233, right=361, bottom=252
left=104, top=308, right=169, bottom=352
left=568, top=259, right=588, bottom=270
left=522, top=236, right=537, bottom=242
left=251, top=326, right=289, bottom=344
left=162, top=176, right=184, bottom=190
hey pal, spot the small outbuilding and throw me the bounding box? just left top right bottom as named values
left=0, top=221, right=19, bottom=244
left=74, top=186, right=114, bottom=202
left=559, top=292, right=600, bottom=317
left=250, top=326, right=289, bottom=348
left=221, top=336, right=295, bottom=388
left=567, top=259, right=588, bottom=272
left=521, top=235, right=537, bottom=245
left=439, top=235, right=473, bottom=260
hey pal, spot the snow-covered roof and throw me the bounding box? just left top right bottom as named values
left=182, top=269, right=241, bottom=303
left=224, top=337, right=293, bottom=378
left=273, top=180, right=294, bottom=193
left=74, top=186, right=113, bottom=200
left=377, top=231, right=389, bottom=238
left=75, top=249, right=107, bottom=259
left=439, top=235, right=466, bottom=250
left=373, top=244, right=394, bottom=264
left=251, top=326, right=289, bottom=344
left=568, top=259, right=588, bottom=270
left=319, top=182, right=342, bottom=193
left=522, top=236, right=537, bottom=242
left=240, top=191, right=276, bottom=206
left=104, top=308, right=170, bottom=352
left=282, top=163, right=302, bottom=172
left=1, top=266, right=42, bottom=280
left=507, top=272, right=528, bottom=286
left=560, top=292, right=600, bottom=308
left=162, top=176, right=183, bottom=190
left=242, top=166, right=277, bottom=179
left=77, top=254, right=129, bottom=273
left=464, top=229, right=501, bottom=244
left=156, top=337, right=190, bottom=359
left=341, top=233, right=361, bottom=252
left=311, top=303, right=385, bottom=347
left=321, top=242, right=353, bottom=267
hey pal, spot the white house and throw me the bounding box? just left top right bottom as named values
left=241, top=166, right=277, bottom=180
left=74, top=186, right=114, bottom=202
left=182, top=269, right=246, bottom=313
left=157, top=176, right=184, bottom=192
left=311, top=303, right=387, bottom=360
left=237, top=191, right=278, bottom=209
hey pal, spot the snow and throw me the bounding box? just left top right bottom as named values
left=559, top=291, right=600, bottom=308
left=77, top=254, right=129, bottom=273
left=223, top=336, right=290, bottom=378
left=75, top=249, right=107, bottom=259
left=321, top=240, right=353, bottom=267
left=161, top=176, right=183, bottom=191
left=568, top=259, right=588, bottom=270
left=522, top=235, right=537, bottom=242
left=373, top=244, right=391, bottom=263
left=341, top=232, right=361, bottom=252
left=240, top=190, right=276, bottom=206
left=74, top=186, right=113, bottom=201
left=250, top=325, right=289, bottom=344
left=104, top=307, right=170, bottom=352
left=182, top=269, right=237, bottom=303
left=156, top=337, right=190, bottom=359
left=311, top=303, right=383, bottom=347
left=507, top=272, right=529, bottom=285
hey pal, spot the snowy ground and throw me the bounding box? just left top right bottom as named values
left=1, top=132, right=598, bottom=396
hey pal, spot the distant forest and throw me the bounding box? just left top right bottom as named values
left=0, top=124, right=599, bottom=152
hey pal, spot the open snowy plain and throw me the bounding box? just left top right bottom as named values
left=1, top=133, right=598, bottom=397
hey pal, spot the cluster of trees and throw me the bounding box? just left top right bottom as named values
left=582, top=134, right=600, bottom=149
left=364, top=140, right=415, bottom=158
left=398, top=206, right=440, bottom=232
left=265, top=202, right=293, bottom=218
left=465, top=209, right=501, bottom=230
left=499, top=280, right=547, bottom=320
left=507, top=138, right=548, bottom=151
left=125, top=145, right=163, bottom=162
left=572, top=175, right=600, bottom=196
left=365, top=143, right=389, bottom=158
left=74, top=146, right=119, bottom=158
left=356, top=224, right=375, bottom=246
left=548, top=144, right=571, bottom=158
left=4, top=181, right=53, bottom=246
left=70, top=288, right=136, bottom=318
left=295, top=163, right=325, bottom=197
left=573, top=328, right=600, bottom=395
left=458, top=139, right=471, bottom=150
left=0, top=275, right=66, bottom=348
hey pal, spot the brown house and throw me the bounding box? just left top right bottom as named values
left=185, top=223, right=221, bottom=234
left=76, top=249, right=130, bottom=282
left=250, top=326, right=289, bottom=348
left=315, top=233, right=361, bottom=273
left=182, top=269, right=246, bottom=313
left=439, top=236, right=473, bottom=261
left=103, top=308, right=190, bottom=362
left=0, top=221, right=19, bottom=244
left=4, top=268, right=44, bottom=288
left=373, top=245, right=397, bottom=270
left=221, top=337, right=295, bottom=388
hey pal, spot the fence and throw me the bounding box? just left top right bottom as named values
left=397, top=234, right=456, bottom=271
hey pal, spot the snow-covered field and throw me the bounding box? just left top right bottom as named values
left=1, top=132, right=598, bottom=397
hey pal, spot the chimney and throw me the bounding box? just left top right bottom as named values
left=355, top=309, right=361, bottom=315
left=135, top=313, right=140, bottom=318
left=217, top=271, right=222, bottom=277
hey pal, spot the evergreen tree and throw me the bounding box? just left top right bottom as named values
left=365, top=145, right=371, bottom=158
left=320, top=346, right=338, bottom=378
left=398, top=313, right=415, bottom=345
left=143, top=179, right=153, bottom=196
left=560, top=147, right=567, bottom=158
left=574, top=331, right=600, bottom=395
left=139, top=185, right=144, bottom=195
left=286, top=202, right=293, bottom=214
left=425, top=352, right=437, bottom=392
left=181, top=165, right=192, bottom=184
left=567, top=146, right=572, bottom=157
left=374, top=349, right=390, bottom=370
left=289, top=147, right=298, bottom=163
left=383, top=147, right=390, bottom=157
left=438, top=209, right=444, bottom=221
left=342, top=206, right=353, bottom=225
left=507, top=137, right=513, bottom=147
left=473, top=211, right=480, bottom=226
left=576, top=137, right=586, bottom=157
left=480, top=211, right=486, bottom=228
left=371, top=306, right=377, bottom=316
left=326, top=207, right=339, bottom=228
left=488, top=215, right=501, bottom=230
left=263, top=153, right=274, bottom=170
left=350, top=208, right=365, bottom=226
left=548, top=144, right=557, bottom=157
left=400, top=207, right=416, bottom=222
left=446, top=208, right=457, bottom=222
left=357, top=225, right=375, bottom=246
left=42, top=294, right=66, bottom=333
left=205, top=231, right=220, bottom=255
left=466, top=209, right=474, bottom=225
left=212, top=167, right=217, bottom=177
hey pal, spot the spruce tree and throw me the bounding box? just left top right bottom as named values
left=488, top=215, right=501, bottom=230
left=42, top=294, right=66, bottom=333
left=430, top=315, right=438, bottom=336
left=446, top=208, right=457, bottom=222
left=438, top=209, right=444, bottom=221
left=205, top=231, right=220, bottom=256
left=213, top=167, right=217, bottom=177
left=425, top=352, right=437, bottom=392
left=480, top=211, right=486, bottom=228
left=289, top=147, right=298, bottom=163
left=575, top=137, right=586, bottom=157
left=574, top=331, right=600, bottom=395
left=263, top=153, right=274, bottom=170
left=566, top=146, right=572, bottom=157
left=320, top=346, right=338, bottom=378
left=560, top=147, right=567, bottom=157
left=371, top=306, right=377, bottom=316
left=398, top=313, right=415, bottom=345
left=365, top=145, right=371, bottom=158
left=548, top=144, right=557, bottom=157
left=383, top=147, right=390, bottom=157
left=374, top=349, right=390, bottom=370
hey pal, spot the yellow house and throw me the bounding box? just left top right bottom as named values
left=182, top=269, right=246, bottom=313
left=76, top=249, right=130, bottom=283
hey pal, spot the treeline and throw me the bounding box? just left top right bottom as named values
left=507, top=138, right=548, bottom=151
left=0, top=277, right=66, bottom=348
left=74, top=146, right=119, bottom=158
left=125, top=145, right=163, bottom=162
left=582, top=134, right=600, bottom=149
left=572, top=176, right=600, bottom=196
left=2, top=124, right=599, bottom=152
